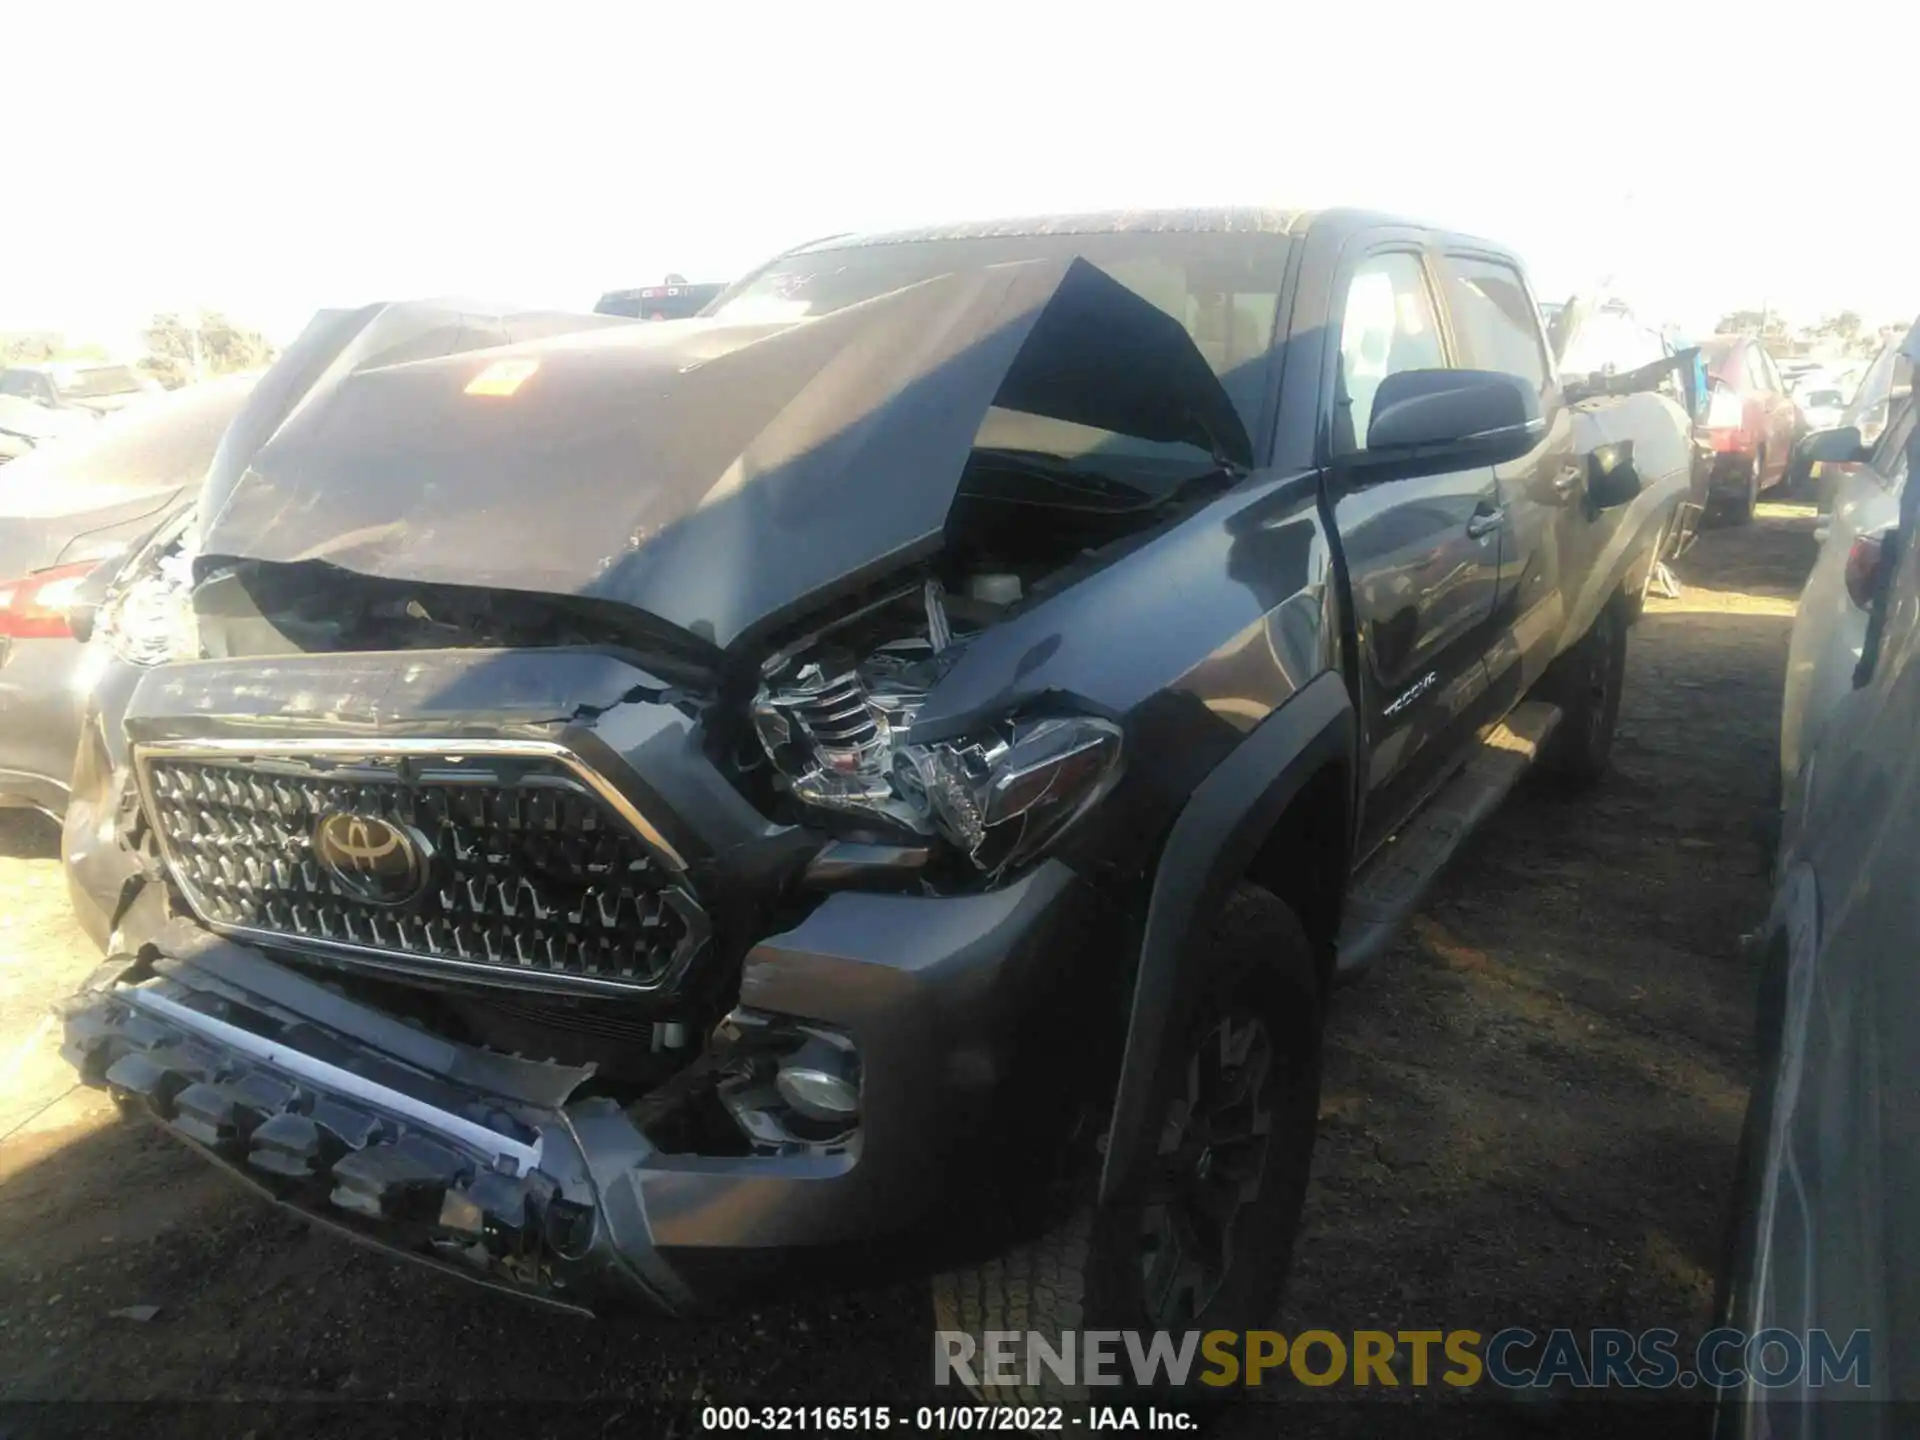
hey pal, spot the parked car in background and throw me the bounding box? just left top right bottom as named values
left=1802, top=341, right=1915, bottom=510
left=1780, top=385, right=1914, bottom=797
left=1787, top=376, right=1851, bottom=490
left=593, top=279, right=727, bottom=320
left=1792, top=378, right=1848, bottom=434
left=0, top=393, right=95, bottom=464
left=1718, top=327, right=1920, bottom=1433
left=53, top=210, right=1688, bottom=1400
left=0, top=374, right=256, bottom=821
left=1551, top=298, right=1673, bottom=383
left=0, top=362, right=163, bottom=417
left=1701, top=336, right=1800, bottom=521
left=1775, top=357, right=1824, bottom=390
left=1548, top=299, right=1708, bottom=553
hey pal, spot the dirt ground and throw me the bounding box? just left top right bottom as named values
left=0, top=506, right=1818, bottom=1436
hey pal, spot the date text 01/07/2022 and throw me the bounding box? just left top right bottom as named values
left=698, top=1403, right=1200, bottom=1431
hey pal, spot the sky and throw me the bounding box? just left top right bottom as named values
left=6, top=0, right=1915, bottom=352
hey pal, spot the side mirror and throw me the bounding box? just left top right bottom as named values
left=1362, top=369, right=1543, bottom=470
left=1796, top=425, right=1867, bottom=467
left=1587, top=440, right=1642, bottom=510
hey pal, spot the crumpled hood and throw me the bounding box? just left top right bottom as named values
left=197, top=260, right=1251, bottom=651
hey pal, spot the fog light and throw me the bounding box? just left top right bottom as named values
left=716, top=1012, right=863, bottom=1147
left=775, top=1064, right=860, bottom=1123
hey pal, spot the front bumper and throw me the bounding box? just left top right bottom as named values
left=58, top=859, right=1095, bottom=1314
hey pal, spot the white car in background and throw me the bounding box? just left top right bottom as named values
left=1790, top=374, right=1848, bottom=433
left=1781, top=385, right=1914, bottom=798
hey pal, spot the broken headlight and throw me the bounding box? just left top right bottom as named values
left=753, top=635, right=1121, bottom=876
left=893, top=714, right=1123, bottom=876
left=93, top=509, right=198, bottom=666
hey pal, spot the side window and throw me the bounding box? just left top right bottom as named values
left=1440, top=255, right=1550, bottom=394
left=1871, top=397, right=1916, bottom=487
left=0, top=372, right=24, bottom=398
left=1335, top=251, right=1446, bottom=452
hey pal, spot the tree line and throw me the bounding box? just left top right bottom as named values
left=1, top=313, right=276, bottom=386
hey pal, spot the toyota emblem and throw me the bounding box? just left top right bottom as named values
left=312, top=812, right=432, bottom=906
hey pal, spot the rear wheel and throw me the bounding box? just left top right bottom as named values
left=1724, top=451, right=1762, bottom=525
left=1538, top=601, right=1627, bottom=787
left=930, top=885, right=1325, bottom=1404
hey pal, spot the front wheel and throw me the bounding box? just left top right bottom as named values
left=1538, top=601, right=1627, bottom=787
left=930, top=885, right=1326, bottom=1405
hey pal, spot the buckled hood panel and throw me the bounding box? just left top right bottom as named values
left=195, top=262, right=1251, bottom=650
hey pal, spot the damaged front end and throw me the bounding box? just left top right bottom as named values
left=58, top=259, right=1262, bottom=1309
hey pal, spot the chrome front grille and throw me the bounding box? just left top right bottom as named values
left=137, top=742, right=707, bottom=997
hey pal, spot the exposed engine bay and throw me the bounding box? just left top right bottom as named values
left=744, top=562, right=1124, bottom=880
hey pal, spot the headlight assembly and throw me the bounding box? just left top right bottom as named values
left=753, top=632, right=1121, bottom=877
left=893, top=715, right=1122, bottom=875
left=93, top=510, right=198, bottom=666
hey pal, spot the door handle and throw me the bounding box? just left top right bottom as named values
left=1466, top=507, right=1504, bottom=539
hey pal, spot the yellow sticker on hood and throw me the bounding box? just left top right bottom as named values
left=465, top=358, right=540, bottom=397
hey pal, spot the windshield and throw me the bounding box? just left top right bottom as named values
left=713, top=229, right=1291, bottom=465
left=61, top=365, right=147, bottom=399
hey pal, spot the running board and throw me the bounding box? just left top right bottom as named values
left=1334, top=701, right=1562, bottom=982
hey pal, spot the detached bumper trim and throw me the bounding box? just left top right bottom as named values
left=115, top=985, right=543, bottom=1175
left=59, top=948, right=625, bottom=1312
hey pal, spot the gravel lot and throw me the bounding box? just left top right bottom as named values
left=0, top=506, right=1817, bottom=1436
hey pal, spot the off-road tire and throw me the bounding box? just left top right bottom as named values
left=1538, top=600, right=1627, bottom=788
left=930, top=884, right=1325, bottom=1405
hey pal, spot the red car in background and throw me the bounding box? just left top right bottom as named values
left=1700, top=335, right=1799, bottom=521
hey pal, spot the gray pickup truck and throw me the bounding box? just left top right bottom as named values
left=58, top=208, right=1688, bottom=1396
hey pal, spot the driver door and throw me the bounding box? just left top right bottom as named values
left=1327, top=245, right=1502, bottom=857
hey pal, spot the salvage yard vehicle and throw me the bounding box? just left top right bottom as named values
left=1702, top=336, right=1801, bottom=522
left=0, top=393, right=95, bottom=465
left=593, top=279, right=727, bottom=320
left=55, top=209, right=1688, bottom=1396
left=1780, top=365, right=1914, bottom=799
left=0, top=375, right=256, bottom=822
left=1718, top=323, right=1920, bottom=1432
left=0, top=361, right=162, bottom=417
